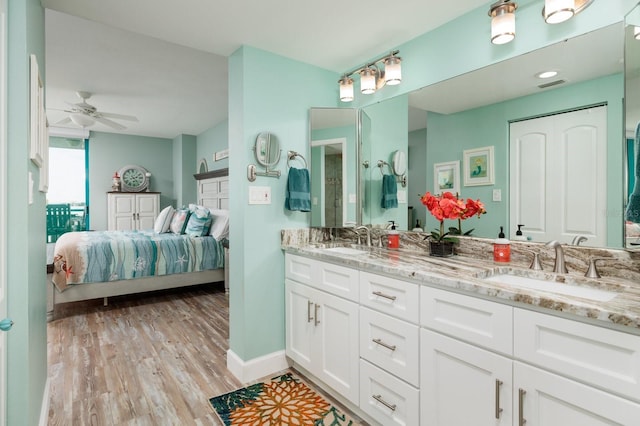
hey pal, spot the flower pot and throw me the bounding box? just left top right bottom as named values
left=429, top=241, right=455, bottom=257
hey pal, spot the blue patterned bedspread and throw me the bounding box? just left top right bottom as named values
left=52, top=230, right=224, bottom=291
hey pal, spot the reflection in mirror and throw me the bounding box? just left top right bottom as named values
left=254, top=132, right=281, bottom=167
left=309, top=108, right=358, bottom=227
left=369, top=24, right=624, bottom=247
left=625, top=4, right=640, bottom=249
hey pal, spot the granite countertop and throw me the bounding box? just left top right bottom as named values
left=283, top=242, right=640, bottom=333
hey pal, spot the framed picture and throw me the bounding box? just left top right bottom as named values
left=29, top=54, right=44, bottom=168
left=433, top=161, right=460, bottom=195
left=463, top=146, right=495, bottom=186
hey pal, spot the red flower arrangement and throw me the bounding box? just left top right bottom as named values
left=420, top=191, right=486, bottom=242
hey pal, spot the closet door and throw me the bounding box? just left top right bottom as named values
left=510, top=106, right=607, bottom=246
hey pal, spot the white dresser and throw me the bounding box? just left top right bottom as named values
left=107, top=192, right=160, bottom=231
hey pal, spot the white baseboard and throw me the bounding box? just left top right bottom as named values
left=38, top=377, right=50, bottom=426
left=226, top=349, right=290, bottom=383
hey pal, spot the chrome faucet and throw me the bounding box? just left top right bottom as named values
left=355, top=226, right=372, bottom=247
left=571, top=235, right=588, bottom=246
left=546, top=240, right=568, bottom=273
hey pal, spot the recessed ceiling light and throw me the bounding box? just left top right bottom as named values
left=536, top=71, right=558, bottom=79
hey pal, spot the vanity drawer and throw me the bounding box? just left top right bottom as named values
left=285, top=254, right=314, bottom=285
left=359, top=359, right=419, bottom=426
left=514, top=308, right=640, bottom=402
left=420, top=286, right=513, bottom=356
left=360, top=271, right=419, bottom=323
left=360, top=307, right=419, bottom=386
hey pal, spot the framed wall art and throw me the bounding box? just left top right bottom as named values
left=463, top=146, right=494, bottom=186
left=433, top=161, right=460, bottom=195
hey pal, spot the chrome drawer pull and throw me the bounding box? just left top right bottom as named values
left=518, top=388, right=526, bottom=426
left=495, top=379, right=503, bottom=419
left=372, top=291, right=397, bottom=301
left=372, top=338, right=396, bottom=351
left=372, top=394, right=396, bottom=411
left=307, top=301, right=314, bottom=323
left=314, top=304, right=320, bottom=326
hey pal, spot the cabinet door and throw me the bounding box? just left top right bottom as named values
left=514, top=362, right=640, bottom=426
left=108, top=193, right=135, bottom=231
left=316, top=288, right=359, bottom=405
left=135, top=193, right=159, bottom=229
left=420, top=328, right=512, bottom=426
left=285, top=280, right=316, bottom=372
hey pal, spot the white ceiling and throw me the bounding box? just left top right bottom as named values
left=42, top=0, right=489, bottom=138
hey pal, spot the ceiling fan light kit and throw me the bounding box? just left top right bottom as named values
left=55, top=91, right=139, bottom=131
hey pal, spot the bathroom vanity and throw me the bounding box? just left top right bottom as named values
left=283, top=237, right=640, bottom=426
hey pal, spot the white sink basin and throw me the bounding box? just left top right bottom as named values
left=321, top=247, right=369, bottom=256
left=483, top=273, right=617, bottom=302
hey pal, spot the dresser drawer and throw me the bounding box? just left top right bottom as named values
left=420, top=286, right=513, bottom=355
left=514, top=308, right=640, bottom=402
left=360, top=307, right=419, bottom=386
left=359, top=359, right=419, bottom=426
left=360, top=271, right=419, bottom=323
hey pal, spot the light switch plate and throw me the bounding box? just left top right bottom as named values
left=492, top=189, right=502, bottom=202
left=397, top=190, right=407, bottom=204
left=249, top=186, right=271, bottom=204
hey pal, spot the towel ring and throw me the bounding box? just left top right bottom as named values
left=287, top=151, right=308, bottom=169
left=378, top=159, right=407, bottom=187
left=377, top=160, right=393, bottom=176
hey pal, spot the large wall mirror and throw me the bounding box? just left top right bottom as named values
left=625, top=3, right=640, bottom=249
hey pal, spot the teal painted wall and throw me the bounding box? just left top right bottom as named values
left=426, top=73, right=624, bottom=246
left=197, top=120, right=229, bottom=172
left=228, top=46, right=337, bottom=361
left=6, top=0, right=47, bottom=424
left=89, top=131, right=175, bottom=230
left=408, top=128, right=427, bottom=228
left=172, top=134, right=197, bottom=208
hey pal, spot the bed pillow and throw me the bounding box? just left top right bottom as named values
left=154, top=205, right=175, bottom=233
left=209, top=209, right=229, bottom=240
left=169, top=208, right=191, bottom=234
left=185, top=205, right=212, bottom=237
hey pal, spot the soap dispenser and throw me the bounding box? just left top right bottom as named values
left=513, top=224, right=527, bottom=241
left=388, top=221, right=400, bottom=249
left=493, top=226, right=511, bottom=263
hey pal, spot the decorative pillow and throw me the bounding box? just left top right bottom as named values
left=154, top=205, right=175, bottom=233
left=209, top=209, right=229, bottom=240
left=185, top=206, right=213, bottom=237
left=169, top=208, right=191, bottom=234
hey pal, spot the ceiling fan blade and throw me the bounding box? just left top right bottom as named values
left=98, top=112, right=138, bottom=122
left=54, top=117, right=72, bottom=125
left=94, top=116, right=127, bottom=130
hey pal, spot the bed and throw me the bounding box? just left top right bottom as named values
left=47, top=206, right=229, bottom=321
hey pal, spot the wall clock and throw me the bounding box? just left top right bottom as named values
left=118, top=164, right=150, bottom=192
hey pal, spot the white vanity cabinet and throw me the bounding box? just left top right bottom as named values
left=284, top=254, right=359, bottom=405
left=419, top=285, right=640, bottom=426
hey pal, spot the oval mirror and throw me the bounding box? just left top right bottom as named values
left=254, top=132, right=281, bottom=168
left=392, top=150, right=407, bottom=176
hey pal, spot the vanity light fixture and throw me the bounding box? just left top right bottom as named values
left=338, top=50, right=401, bottom=102
left=488, top=0, right=518, bottom=45
left=542, top=0, right=594, bottom=24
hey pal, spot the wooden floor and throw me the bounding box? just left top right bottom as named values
left=47, top=283, right=242, bottom=425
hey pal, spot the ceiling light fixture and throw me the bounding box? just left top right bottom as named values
left=635, top=26, right=640, bottom=41
left=543, top=0, right=594, bottom=24
left=488, top=1, right=518, bottom=45
left=69, top=112, right=95, bottom=128
left=536, top=70, right=558, bottom=79
left=338, top=50, right=401, bottom=102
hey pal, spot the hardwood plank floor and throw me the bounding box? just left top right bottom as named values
left=47, top=283, right=241, bottom=425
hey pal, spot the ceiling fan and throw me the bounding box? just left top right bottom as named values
left=54, top=91, right=138, bottom=130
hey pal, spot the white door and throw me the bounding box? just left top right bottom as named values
left=0, top=0, right=8, bottom=423
left=510, top=106, right=607, bottom=246
left=420, top=329, right=512, bottom=426
left=514, top=362, right=640, bottom=425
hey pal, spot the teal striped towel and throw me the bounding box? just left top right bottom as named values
left=381, top=174, right=398, bottom=209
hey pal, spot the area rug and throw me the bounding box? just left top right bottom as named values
left=209, top=372, right=358, bottom=425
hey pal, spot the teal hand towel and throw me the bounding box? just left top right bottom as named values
left=381, top=174, right=398, bottom=209
left=626, top=122, right=640, bottom=222
left=285, top=167, right=311, bottom=212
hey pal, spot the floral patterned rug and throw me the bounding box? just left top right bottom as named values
left=209, top=372, right=358, bottom=425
